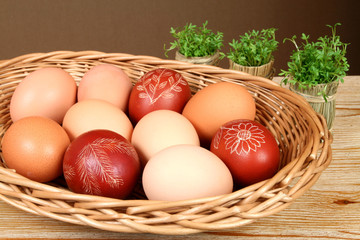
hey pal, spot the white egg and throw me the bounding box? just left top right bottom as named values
left=131, top=110, right=200, bottom=166
left=142, top=144, right=233, bottom=201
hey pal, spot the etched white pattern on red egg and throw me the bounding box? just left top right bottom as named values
left=75, top=137, right=128, bottom=195
left=214, top=122, right=266, bottom=155
left=136, top=69, right=188, bottom=104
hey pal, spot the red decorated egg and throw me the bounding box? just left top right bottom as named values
left=210, top=119, right=280, bottom=187
left=128, top=68, right=191, bottom=124
left=63, top=129, right=140, bottom=199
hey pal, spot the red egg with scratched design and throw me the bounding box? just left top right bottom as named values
left=63, top=130, right=140, bottom=199
left=128, top=68, right=191, bottom=124
left=210, top=119, right=280, bottom=188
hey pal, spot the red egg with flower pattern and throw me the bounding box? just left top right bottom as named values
left=210, top=119, right=280, bottom=187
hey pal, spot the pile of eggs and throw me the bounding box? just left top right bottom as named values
left=1, top=64, right=280, bottom=201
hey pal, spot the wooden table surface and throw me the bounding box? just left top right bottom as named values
left=0, top=76, right=359, bottom=239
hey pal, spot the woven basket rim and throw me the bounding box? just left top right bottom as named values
left=0, top=50, right=332, bottom=235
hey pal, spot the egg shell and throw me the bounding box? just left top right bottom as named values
left=182, top=82, right=256, bottom=147
left=131, top=110, right=200, bottom=166
left=128, top=68, right=191, bottom=124
left=1, top=116, right=70, bottom=182
left=10, top=67, right=77, bottom=124
left=78, top=64, right=133, bottom=111
left=211, top=119, right=280, bottom=187
left=142, top=144, right=233, bottom=201
left=63, top=129, right=140, bottom=199
left=62, top=99, right=133, bottom=141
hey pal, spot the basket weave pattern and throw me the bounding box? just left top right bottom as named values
left=0, top=51, right=332, bottom=235
left=175, top=50, right=220, bottom=66
left=229, top=59, right=275, bottom=79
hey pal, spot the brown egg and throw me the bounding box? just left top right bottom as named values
left=1, top=116, right=70, bottom=182
left=182, top=82, right=256, bottom=147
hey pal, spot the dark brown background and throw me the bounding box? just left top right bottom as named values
left=0, top=0, right=359, bottom=75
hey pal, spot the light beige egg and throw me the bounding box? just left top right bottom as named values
left=10, top=67, right=77, bottom=124
left=77, top=64, right=133, bottom=111
left=62, top=99, right=133, bottom=141
left=131, top=110, right=199, bottom=166
left=142, top=144, right=233, bottom=201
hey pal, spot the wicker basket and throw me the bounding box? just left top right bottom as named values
left=0, top=51, right=332, bottom=235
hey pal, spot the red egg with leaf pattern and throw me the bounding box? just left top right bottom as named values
left=63, top=129, right=140, bottom=199
left=210, top=119, right=280, bottom=188
left=128, top=68, right=191, bottom=124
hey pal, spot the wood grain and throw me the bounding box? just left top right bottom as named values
left=0, top=76, right=359, bottom=239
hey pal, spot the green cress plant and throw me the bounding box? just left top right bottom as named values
left=164, top=21, right=224, bottom=58
left=280, top=23, right=349, bottom=101
left=224, top=28, right=278, bottom=66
